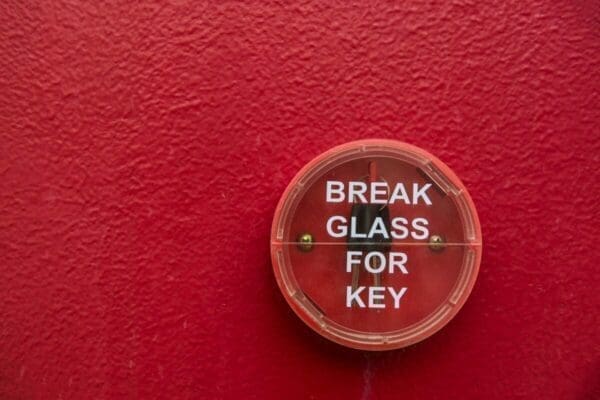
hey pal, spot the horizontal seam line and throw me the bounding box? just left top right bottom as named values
left=273, top=242, right=481, bottom=246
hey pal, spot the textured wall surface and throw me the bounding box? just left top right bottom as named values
left=0, top=1, right=599, bottom=399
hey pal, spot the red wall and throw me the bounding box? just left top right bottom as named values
left=1, top=1, right=598, bottom=399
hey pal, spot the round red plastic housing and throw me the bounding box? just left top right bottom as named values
left=271, top=139, right=482, bottom=351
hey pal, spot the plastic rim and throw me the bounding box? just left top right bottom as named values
left=270, top=139, right=482, bottom=351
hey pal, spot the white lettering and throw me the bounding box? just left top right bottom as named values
left=325, top=181, right=434, bottom=205
left=390, top=217, right=409, bottom=239
left=346, top=251, right=362, bottom=273
left=350, top=216, right=367, bottom=238
left=367, top=217, right=389, bottom=239
left=368, top=287, right=386, bottom=309
left=389, top=182, right=410, bottom=204
left=411, top=217, right=429, bottom=240
left=412, top=183, right=432, bottom=205
left=327, top=215, right=429, bottom=241
left=388, top=287, right=408, bottom=308
left=346, top=286, right=366, bottom=308
left=345, top=286, right=409, bottom=309
left=390, top=252, right=408, bottom=274
left=347, top=251, right=409, bottom=274
left=364, top=252, right=386, bottom=273
left=326, top=181, right=345, bottom=203
left=370, top=182, right=388, bottom=204
left=348, top=181, right=368, bottom=203
left=326, top=215, right=348, bottom=238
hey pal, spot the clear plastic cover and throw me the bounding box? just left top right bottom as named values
left=271, top=140, right=482, bottom=350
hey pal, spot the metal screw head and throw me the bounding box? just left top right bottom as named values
left=297, top=233, right=314, bottom=252
left=429, top=235, right=445, bottom=252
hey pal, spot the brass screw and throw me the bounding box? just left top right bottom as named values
left=429, top=235, right=445, bottom=252
left=297, top=233, right=314, bottom=252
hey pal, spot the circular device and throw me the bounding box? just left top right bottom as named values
left=270, top=139, right=482, bottom=351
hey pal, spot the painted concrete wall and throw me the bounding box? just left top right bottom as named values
left=1, top=1, right=598, bottom=399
